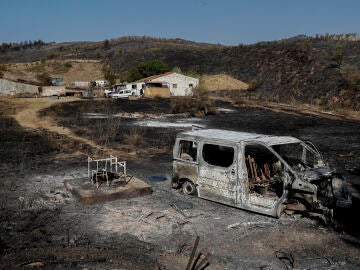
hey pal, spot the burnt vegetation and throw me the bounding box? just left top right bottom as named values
left=1, top=34, right=359, bottom=110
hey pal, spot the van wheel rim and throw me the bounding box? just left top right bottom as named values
left=183, top=181, right=196, bottom=195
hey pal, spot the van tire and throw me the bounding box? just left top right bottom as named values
left=182, top=181, right=197, bottom=196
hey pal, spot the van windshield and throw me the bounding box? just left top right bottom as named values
left=272, top=143, right=323, bottom=170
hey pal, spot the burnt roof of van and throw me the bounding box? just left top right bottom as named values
left=180, top=129, right=300, bottom=145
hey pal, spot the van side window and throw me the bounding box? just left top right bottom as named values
left=202, top=144, right=234, bottom=167
left=179, top=140, right=197, bottom=161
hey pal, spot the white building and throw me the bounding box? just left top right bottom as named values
left=114, top=82, right=145, bottom=95
left=73, top=81, right=90, bottom=88
left=137, top=72, right=199, bottom=96
left=95, top=80, right=108, bottom=87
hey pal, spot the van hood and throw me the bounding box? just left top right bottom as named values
left=298, top=166, right=336, bottom=182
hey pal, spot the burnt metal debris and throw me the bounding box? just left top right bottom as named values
left=88, top=155, right=130, bottom=188
left=172, top=128, right=352, bottom=219
left=186, top=236, right=211, bottom=270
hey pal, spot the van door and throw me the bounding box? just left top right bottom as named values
left=243, top=143, right=287, bottom=214
left=173, top=139, right=199, bottom=188
left=198, top=142, right=238, bottom=206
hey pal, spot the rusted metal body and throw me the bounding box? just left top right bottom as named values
left=172, top=129, right=351, bottom=217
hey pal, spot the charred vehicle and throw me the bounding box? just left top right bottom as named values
left=172, top=129, right=351, bottom=218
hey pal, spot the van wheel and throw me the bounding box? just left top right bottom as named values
left=183, top=181, right=197, bottom=196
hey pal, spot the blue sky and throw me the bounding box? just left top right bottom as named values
left=1, top=0, right=359, bottom=45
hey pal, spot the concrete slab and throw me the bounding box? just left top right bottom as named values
left=64, top=176, right=152, bottom=205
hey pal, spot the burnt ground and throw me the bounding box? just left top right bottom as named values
left=1, top=98, right=360, bottom=269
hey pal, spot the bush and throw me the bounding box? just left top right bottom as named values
left=64, top=62, right=72, bottom=68
left=332, top=43, right=345, bottom=67
left=0, top=64, right=7, bottom=72
left=36, top=72, right=52, bottom=86
left=171, top=83, right=218, bottom=116
left=343, top=65, right=360, bottom=89
left=0, top=64, right=6, bottom=78
left=248, top=79, right=260, bottom=91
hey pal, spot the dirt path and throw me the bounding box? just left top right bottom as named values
left=10, top=97, right=125, bottom=157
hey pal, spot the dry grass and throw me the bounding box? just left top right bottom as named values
left=123, top=127, right=146, bottom=150
left=202, top=74, right=248, bottom=91
left=3, top=60, right=104, bottom=85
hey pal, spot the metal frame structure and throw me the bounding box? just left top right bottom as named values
left=88, top=155, right=127, bottom=187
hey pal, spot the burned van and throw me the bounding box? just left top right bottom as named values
left=172, top=129, right=351, bottom=218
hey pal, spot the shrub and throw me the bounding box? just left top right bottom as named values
left=332, top=43, right=345, bottom=67
left=343, top=65, right=360, bottom=89
left=64, top=62, right=72, bottom=68
left=171, top=82, right=218, bottom=116
left=0, top=64, right=7, bottom=72
left=248, top=79, right=260, bottom=91
left=36, top=72, right=52, bottom=86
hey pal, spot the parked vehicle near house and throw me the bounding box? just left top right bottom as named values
left=172, top=128, right=351, bottom=218
left=110, top=89, right=134, bottom=99
left=104, top=89, right=115, bottom=97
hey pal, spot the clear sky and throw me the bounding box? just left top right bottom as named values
left=1, top=0, right=359, bottom=45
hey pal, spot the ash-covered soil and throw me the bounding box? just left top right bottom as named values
left=1, top=98, right=360, bottom=269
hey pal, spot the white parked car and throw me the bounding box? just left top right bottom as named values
left=110, top=89, right=134, bottom=99
left=104, top=89, right=115, bottom=98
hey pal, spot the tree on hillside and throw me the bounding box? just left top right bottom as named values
left=332, top=43, right=345, bottom=67
left=103, top=39, right=110, bottom=49
left=36, top=72, right=52, bottom=86
left=125, top=59, right=168, bottom=82
left=102, top=66, right=117, bottom=86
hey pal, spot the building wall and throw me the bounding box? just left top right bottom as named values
left=127, top=82, right=145, bottom=95
left=150, top=73, right=199, bottom=96
left=40, top=86, right=66, bottom=96
left=0, top=79, right=39, bottom=96
left=144, top=87, right=170, bottom=98
left=73, top=81, right=90, bottom=88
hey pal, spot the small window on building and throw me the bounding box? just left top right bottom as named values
left=189, top=83, right=193, bottom=87
left=178, top=140, right=197, bottom=161
left=132, top=84, right=137, bottom=89
left=202, top=144, right=234, bottom=167
left=172, top=84, right=177, bottom=88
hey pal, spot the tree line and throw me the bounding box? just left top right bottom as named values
left=0, top=40, right=47, bottom=53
